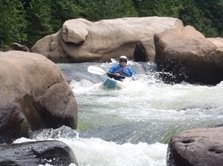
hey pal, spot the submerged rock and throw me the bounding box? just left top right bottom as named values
left=0, top=140, right=78, bottom=166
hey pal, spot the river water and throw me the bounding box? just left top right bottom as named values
left=14, top=62, right=223, bottom=166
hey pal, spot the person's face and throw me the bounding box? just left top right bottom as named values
left=119, top=59, right=127, bottom=67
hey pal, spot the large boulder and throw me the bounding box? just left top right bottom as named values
left=154, top=26, right=223, bottom=84
left=0, top=140, right=78, bottom=166
left=0, top=51, right=78, bottom=143
left=31, top=17, right=183, bottom=63
left=208, top=37, right=223, bottom=48
left=167, top=127, right=223, bottom=166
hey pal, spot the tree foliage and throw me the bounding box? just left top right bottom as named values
left=135, top=0, right=223, bottom=37
left=0, top=0, right=222, bottom=50
left=194, top=0, right=223, bottom=36
left=136, top=0, right=180, bottom=17
left=80, top=0, right=137, bottom=21
left=26, top=0, right=53, bottom=46
left=50, top=0, right=83, bottom=31
left=0, top=0, right=27, bottom=49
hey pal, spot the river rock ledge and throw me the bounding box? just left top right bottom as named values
left=0, top=51, right=78, bottom=143
left=167, top=127, right=223, bottom=166
left=31, top=17, right=183, bottom=63
left=31, top=17, right=223, bottom=84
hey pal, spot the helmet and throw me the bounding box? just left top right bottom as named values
left=119, top=55, right=128, bottom=62
left=119, top=55, right=127, bottom=60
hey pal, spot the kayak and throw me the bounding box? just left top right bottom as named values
left=87, top=65, right=131, bottom=89
left=103, top=78, right=123, bottom=89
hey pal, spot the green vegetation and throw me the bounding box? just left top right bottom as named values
left=0, top=0, right=222, bottom=50
left=80, top=0, right=137, bottom=21
left=0, top=0, right=27, bottom=49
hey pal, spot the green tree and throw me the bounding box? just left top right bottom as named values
left=135, top=0, right=222, bottom=37
left=194, top=0, right=223, bottom=36
left=0, top=0, right=27, bottom=50
left=50, top=0, right=83, bottom=31
left=80, top=0, right=138, bottom=21
left=136, top=0, right=181, bottom=17
left=26, top=0, right=53, bottom=46
left=178, top=0, right=218, bottom=37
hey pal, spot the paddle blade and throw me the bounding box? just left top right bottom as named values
left=87, top=66, right=107, bottom=75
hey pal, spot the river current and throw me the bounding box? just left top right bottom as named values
left=14, top=62, right=223, bottom=166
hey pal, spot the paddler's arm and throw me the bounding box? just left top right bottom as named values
left=107, top=72, right=125, bottom=80
left=121, top=67, right=135, bottom=77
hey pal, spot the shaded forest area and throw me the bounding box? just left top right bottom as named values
left=0, top=0, right=222, bottom=50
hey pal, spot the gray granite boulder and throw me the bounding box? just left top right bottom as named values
left=167, top=127, right=223, bottom=166
left=155, top=26, right=223, bottom=84
left=0, top=51, right=78, bottom=143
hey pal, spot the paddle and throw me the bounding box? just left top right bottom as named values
left=87, top=65, right=126, bottom=79
left=87, top=65, right=107, bottom=75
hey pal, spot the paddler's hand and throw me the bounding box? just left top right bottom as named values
left=114, top=73, right=120, bottom=76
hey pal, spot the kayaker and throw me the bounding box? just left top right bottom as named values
left=107, top=55, right=135, bottom=81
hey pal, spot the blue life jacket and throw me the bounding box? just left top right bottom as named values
left=108, top=64, right=135, bottom=80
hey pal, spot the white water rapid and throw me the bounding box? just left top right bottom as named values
left=14, top=62, right=223, bottom=166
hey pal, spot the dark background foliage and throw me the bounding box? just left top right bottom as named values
left=0, top=0, right=222, bottom=50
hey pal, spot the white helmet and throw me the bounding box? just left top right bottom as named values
left=119, top=55, right=127, bottom=60
left=119, top=55, right=128, bottom=63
